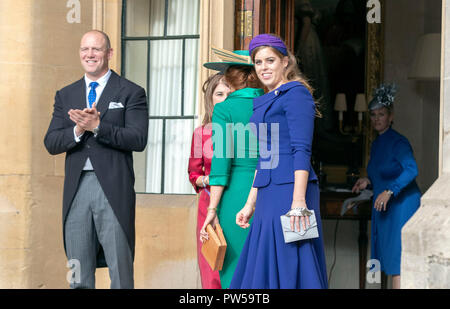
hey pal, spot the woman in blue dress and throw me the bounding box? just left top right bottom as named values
left=352, top=84, right=421, bottom=289
left=229, top=34, right=328, bottom=289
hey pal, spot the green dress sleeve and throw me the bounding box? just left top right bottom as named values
left=209, top=102, right=232, bottom=187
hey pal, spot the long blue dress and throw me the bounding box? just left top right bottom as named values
left=367, top=128, right=421, bottom=275
left=230, top=81, right=328, bottom=289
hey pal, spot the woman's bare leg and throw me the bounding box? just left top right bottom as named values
left=392, top=275, right=401, bottom=289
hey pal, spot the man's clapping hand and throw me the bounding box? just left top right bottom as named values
left=68, top=102, right=101, bottom=134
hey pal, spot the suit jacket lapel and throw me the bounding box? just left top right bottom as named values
left=96, top=70, right=122, bottom=120
left=253, top=92, right=278, bottom=124
left=72, top=78, right=87, bottom=111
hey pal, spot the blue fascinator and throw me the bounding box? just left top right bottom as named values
left=368, top=83, right=397, bottom=111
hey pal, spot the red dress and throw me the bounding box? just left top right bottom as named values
left=188, top=124, right=221, bottom=289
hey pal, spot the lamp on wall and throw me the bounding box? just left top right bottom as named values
left=334, top=93, right=347, bottom=134
left=409, top=33, right=441, bottom=80
left=334, top=93, right=368, bottom=135
left=333, top=93, right=369, bottom=185
left=354, top=94, right=367, bottom=134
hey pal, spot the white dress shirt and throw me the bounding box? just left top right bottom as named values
left=73, top=69, right=112, bottom=170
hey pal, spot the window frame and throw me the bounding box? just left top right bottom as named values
left=121, top=0, right=200, bottom=194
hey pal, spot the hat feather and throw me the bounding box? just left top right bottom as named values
left=211, top=46, right=251, bottom=64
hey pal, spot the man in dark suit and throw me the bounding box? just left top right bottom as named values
left=44, top=30, right=148, bottom=289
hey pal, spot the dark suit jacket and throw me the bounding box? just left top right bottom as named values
left=44, top=70, right=148, bottom=267
left=250, top=81, right=318, bottom=188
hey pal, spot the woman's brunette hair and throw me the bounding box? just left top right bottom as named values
left=224, top=65, right=263, bottom=91
left=202, top=73, right=226, bottom=125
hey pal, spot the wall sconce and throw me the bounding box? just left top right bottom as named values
left=334, top=93, right=368, bottom=135
left=334, top=93, right=368, bottom=186
left=334, top=93, right=347, bottom=134
left=354, top=94, right=367, bottom=134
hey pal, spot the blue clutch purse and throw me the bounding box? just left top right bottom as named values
left=280, top=209, right=319, bottom=243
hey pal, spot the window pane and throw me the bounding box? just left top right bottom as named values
left=133, top=148, right=147, bottom=193
left=126, top=0, right=165, bottom=37
left=184, top=38, right=199, bottom=116
left=149, top=39, right=183, bottom=116
left=123, top=0, right=200, bottom=195
left=149, top=0, right=166, bottom=36
left=125, top=0, right=149, bottom=36
left=164, top=119, right=196, bottom=194
left=124, top=41, right=148, bottom=93
left=146, top=119, right=163, bottom=193
left=167, top=0, right=200, bottom=36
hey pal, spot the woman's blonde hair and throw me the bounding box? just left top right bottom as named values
left=250, top=35, right=321, bottom=117
left=202, top=73, right=226, bottom=125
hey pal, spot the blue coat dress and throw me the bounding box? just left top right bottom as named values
left=230, top=81, right=328, bottom=289
left=367, top=128, right=421, bottom=275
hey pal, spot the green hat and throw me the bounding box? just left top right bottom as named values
left=203, top=47, right=254, bottom=73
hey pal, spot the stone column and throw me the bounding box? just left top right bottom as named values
left=0, top=0, right=93, bottom=288
left=198, top=0, right=235, bottom=126
left=401, top=0, right=450, bottom=289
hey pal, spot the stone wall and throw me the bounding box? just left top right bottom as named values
left=384, top=0, right=441, bottom=193
left=402, top=0, right=450, bottom=289
left=0, top=0, right=93, bottom=288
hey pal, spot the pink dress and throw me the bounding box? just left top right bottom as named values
left=188, top=124, right=221, bottom=289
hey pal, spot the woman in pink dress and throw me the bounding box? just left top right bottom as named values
left=188, top=73, right=231, bottom=289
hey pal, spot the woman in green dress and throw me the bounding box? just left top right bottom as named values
left=199, top=49, right=264, bottom=289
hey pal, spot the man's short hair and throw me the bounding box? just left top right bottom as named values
left=86, top=30, right=112, bottom=50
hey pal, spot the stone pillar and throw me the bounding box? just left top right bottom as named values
left=92, top=0, right=122, bottom=72
left=0, top=0, right=93, bottom=288
left=401, top=0, right=450, bottom=289
left=198, top=0, right=235, bottom=126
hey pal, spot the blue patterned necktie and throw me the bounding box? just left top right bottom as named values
left=88, top=81, right=99, bottom=108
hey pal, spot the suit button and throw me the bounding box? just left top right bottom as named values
left=87, top=145, right=91, bottom=149
left=275, top=90, right=279, bottom=96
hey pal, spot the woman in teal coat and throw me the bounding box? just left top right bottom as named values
left=199, top=50, right=264, bottom=289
